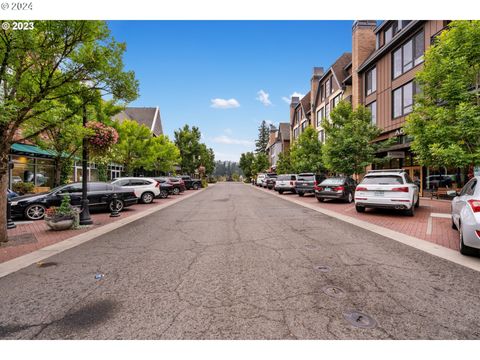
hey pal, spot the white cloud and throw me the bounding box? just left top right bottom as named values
left=282, top=91, right=305, bottom=104
left=212, top=135, right=253, bottom=147
left=210, top=98, right=240, bottom=109
left=256, top=90, right=272, bottom=106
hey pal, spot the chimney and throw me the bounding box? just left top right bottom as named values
left=311, top=67, right=324, bottom=126
left=289, top=96, right=300, bottom=143
left=352, top=20, right=377, bottom=108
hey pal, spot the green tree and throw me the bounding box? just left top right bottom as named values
left=0, top=21, right=138, bottom=242
left=199, top=144, right=215, bottom=176
left=174, top=125, right=202, bottom=174
left=404, top=20, right=480, bottom=168
left=113, top=120, right=152, bottom=175
left=252, top=152, right=269, bottom=174
left=239, top=152, right=255, bottom=180
left=290, top=126, right=324, bottom=173
left=276, top=150, right=293, bottom=174
left=255, top=120, right=270, bottom=154
left=144, top=135, right=180, bottom=174
left=322, top=101, right=381, bottom=176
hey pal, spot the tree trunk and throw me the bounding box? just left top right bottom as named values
left=0, top=152, right=9, bottom=243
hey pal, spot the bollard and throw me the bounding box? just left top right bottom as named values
left=7, top=198, right=16, bottom=229
left=110, top=193, right=120, bottom=217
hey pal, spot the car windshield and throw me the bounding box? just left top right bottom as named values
left=362, top=175, right=404, bottom=185
left=298, top=175, right=314, bottom=181
left=277, top=175, right=291, bottom=181
left=320, top=178, right=344, bottom=186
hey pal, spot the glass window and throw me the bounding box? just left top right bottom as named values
left=403, top=82, right=413, bottom=113
left=362, top=175, right=404, bottom=185
left=403, top=40, right=413, bottom=71
left=393, top=49, right=402, bottom=78
left=385, top=26, right=393, bottom=43
left=325, top=103, right=330, bottom=121
left=414, top=31, right=424, bottom=65
left=88, top=183, right=108, bottom=191
left=366, top=67, right=376, bottom=95
left=393, top=81, right=418, bottom=118
left=393, top=88, right=402, bottom=118
left=316, top=107, right=324, bottom=127
left=318, top=129, right=325, bottom=143
left=333, top=95, right=341, bottom=108
left=367, top=101, right=377, bottom=125
left=393, top=31, right=425, bottom=79
left=325, top=78, right=330, bottom=96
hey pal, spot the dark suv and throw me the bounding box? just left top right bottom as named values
left=180, top=176, right=202, bottom=190
left=295, top=173, right=326, bottom=197
left=315, top=176, right=357, bottom=203
left=265, top=173, right=277, bottom=189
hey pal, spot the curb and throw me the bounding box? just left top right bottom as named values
left=250, top=184, right=480, bottom=273
left=0, top=187, right=209, bottom=279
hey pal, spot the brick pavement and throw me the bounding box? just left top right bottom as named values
left=255, top=185, right=459, bottom=252
left=1, top=192, right=189, bottom=264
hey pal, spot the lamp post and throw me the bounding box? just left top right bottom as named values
left=79, top=103, right=92, bottom=225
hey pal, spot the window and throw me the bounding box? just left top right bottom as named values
left=376, top=33, right=380, bottom=49
left=316, top=107, right=324, bottom=127
left=332, top=94, right=341, bottom=108
left=392, top=31, right=425, bottom=79
left=325, top=78, right=330, bottom=96
left=296, top=108, right=302, bottom=123
left=301, top=121, right=307, bottom=131
left=321, top=84, right=325, bottom=101
left=385, top=26, right=393, bottom=44
left=392, top=81, right=420, bottom=118
left=325, top=103, right=330, bottom=121
left=318, top=129, right=325, bottom=143
left=329, top=77, right=334, bottom=94
left=366, top=67, right=376, bottom=95
left=367, top=101, right=377, bottom=125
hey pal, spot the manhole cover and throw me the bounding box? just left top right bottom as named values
left=322, top=286, right=346, bottom=298
left=36, top=261, right=58, bottom=268
left=343, top=310, right=377, bottom=329
left=314, top=265, right=331, bottom=272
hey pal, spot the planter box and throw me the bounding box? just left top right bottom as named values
left=45, top=216, right=75, bottom=231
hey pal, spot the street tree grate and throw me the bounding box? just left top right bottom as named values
left=314, top=265, right=331, bottom=272
left=322, top=286, right=346, bottom=298
left=343, top=310, right=377, bottom=329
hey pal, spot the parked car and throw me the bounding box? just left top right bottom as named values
left=7, top=189, right=18, bottom=199
left=426, top=174, right=455, bottom=189
left=156, top=177, right=186, bottom=195
left=274, top=174, right=298, bottom=194
left=261, top=173, right=276, bottom=188
left=315, top=177, right=356, bottom=203
left=151, top=178, right=174, bottom=198
left=180, top=175, right=202, bottom=190
left=354, top=169, right=419, bottom=216
left=450, top=176, right=480, bottom=255
left=111, top=177, right=162, bottom=204
left=10, top=182, right=138, bottom=221
left=265, top=174, right=277, bottom=190
left=256, top=173, right=266, bottom=186
left=295, top=173, right=326, bottom=197
left=12, top=176, right=22, bottom=184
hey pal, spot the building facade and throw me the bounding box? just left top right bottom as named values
left=266, top=123, right=290, bottom=171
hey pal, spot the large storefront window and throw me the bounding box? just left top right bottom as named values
left=11, top=155, right=55, bottom=188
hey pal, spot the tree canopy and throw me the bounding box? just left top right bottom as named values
left=404, top=20, right=480, bottom=168
left=255, top=120, right=270, bottom=154
left=289, top=126, right=324, bottom=174
left=239, top=152, right=255, bottom=180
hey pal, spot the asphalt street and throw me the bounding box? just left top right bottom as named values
left=1, top=183, right=480, bottom=339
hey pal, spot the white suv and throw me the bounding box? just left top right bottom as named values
left=256, top=173, right=266, bottom=186
left=354, top=170, right=419, bottom=216
left=111, top=177, right=161, bottom=204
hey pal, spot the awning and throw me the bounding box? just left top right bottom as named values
left=10, top=143, right=57, bottom=158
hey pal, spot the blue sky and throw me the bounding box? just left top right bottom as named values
left=108, top=21, right=353, bottom=162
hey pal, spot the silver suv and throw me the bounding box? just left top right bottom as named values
left=274, top=174, right=298, bottom=194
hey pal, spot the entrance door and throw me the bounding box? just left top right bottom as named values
left=404, top=166, right=423, bottom=196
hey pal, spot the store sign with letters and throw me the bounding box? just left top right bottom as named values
left=387, top=151, right=405, bottom=159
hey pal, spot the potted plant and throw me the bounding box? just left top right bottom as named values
left=44, top=195, right=80, bottom=231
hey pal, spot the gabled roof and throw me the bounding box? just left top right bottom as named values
left=113, top=107, right=163, bottom=136
left=278, top=123, right=290, bottom=142
left=314, top=53, right=352, bottom=107
left=299, top=91, right=311, bottom=117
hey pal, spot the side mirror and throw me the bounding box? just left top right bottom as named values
left=446, top=190, right=457, bottom=197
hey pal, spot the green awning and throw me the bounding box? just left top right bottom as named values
left=11, top=143, right=57, bottom=158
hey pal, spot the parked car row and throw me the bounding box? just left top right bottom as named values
left=8, top=175, right=203, bottom=221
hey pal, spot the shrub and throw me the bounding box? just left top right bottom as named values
left=201, top=178, right=208, bottom=188
left=12, top=182, right=35, bottom=195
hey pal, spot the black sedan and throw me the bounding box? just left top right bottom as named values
left=10, top=182, right=138, bottom=221
left=314, top=177, right=357, bottom=203
left=295, top=173, right=326, bottom=196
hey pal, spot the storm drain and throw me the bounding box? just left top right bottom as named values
left=322, top=286, right=346, bottom=298
left=343, top=310, right=377, bottom=329
left=314, top=265, right=331, bottom=273
left=36, top=261, right=58, bottom=268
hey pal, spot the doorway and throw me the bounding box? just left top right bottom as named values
left=403, top=166, right=423, bottom=196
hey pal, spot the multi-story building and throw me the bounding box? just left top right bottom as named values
left=352, top=20, right=453, bottom=195
left=290, top=91, right=311, bottom=143
left=266, top=123, right=290, bottom=171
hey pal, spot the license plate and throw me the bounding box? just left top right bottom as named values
left=325, top=187, right=331, bottom=191
left=374, top=191, right=384, bottom=197
left=303, top=183, right=308, bottom=186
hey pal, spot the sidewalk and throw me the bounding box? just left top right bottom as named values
left=1, top=189, right=203, bottom=264
left=254, top=185, right=458, bottom=252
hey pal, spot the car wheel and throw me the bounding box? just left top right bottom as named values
left=405, top=203, right=415, bottom=217
left=459, top=222, right=477, bottom=256
left=279, top=190, right=284, bottom=194
left=355, top=205, right=365, bottom=213
left=173, top=187, right=180, bottom=195
left=298, top=192, right=304, bottom=197
left=193, top=183, right=199, bottom=190
left=109, top=199, right=124, bottom=212
left=141, top=192, right=154, bottom=204
left=451, top=217, right=457, bottom=230
left=346, top=192, right=353, bottom=203
left=415, top=194, right=420, bottom=208
left=317, top=197, right=325, bottom=203
left=159, top=190, right=169, bottom=199
left=25, top=204, right=46, bottom=220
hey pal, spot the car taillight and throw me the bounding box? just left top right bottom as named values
left=314, top=180, right=317, bottom=187
left=316, top=186, right=323, bottom=191
left=356, top=186, right=367, bottom=191
left=155, top=181, right=160, bottom=187
left=333, top=186, right=345, bottom=191
left=468, top=200, right=480, bottom=213
left=476, top=230, right=480, bottom=238
left=290, top=181, right=293, bottom=185
left=391, top=187, right=409, bottom=192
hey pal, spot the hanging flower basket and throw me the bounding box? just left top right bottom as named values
left=85, top=121, right=119, bottom=155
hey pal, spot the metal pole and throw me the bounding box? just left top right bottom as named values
left=79, top=103, right=93, bottom=225
left=7, top=198, right=16, bottom=229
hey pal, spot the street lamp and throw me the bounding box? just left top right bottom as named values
left=79, top=102, right=92, bottom=225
